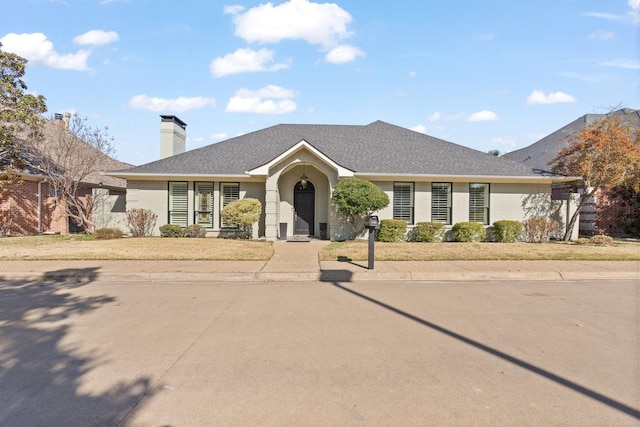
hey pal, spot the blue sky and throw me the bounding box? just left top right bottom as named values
left=2, top=0, right=639, bottom=165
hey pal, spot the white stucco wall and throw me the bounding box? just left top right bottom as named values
left=351, top=180, right=564, bottom=240
left=124, top=175, right=571, bottom=240
left=126, top=181, right=168, bottom=235
left=126, top=180, right=267, bottom=237
left=92, top=188, right=126, bottom=231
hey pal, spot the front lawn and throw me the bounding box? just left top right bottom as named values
left=319, top=240, right=640, bottom=261
left=0, top=235, right=274, bottom=261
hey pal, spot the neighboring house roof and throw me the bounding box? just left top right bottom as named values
left=114, top=120, right=556, bottom=180
left=1, top=118, right=131, bottom=190
left=505, top=108, right=640, bottom=174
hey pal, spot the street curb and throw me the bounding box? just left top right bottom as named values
left=1, top=271, right=637, bottom=283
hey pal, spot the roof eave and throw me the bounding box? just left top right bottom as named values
left=354, top=172, right=579, bottom=184
left=106, top=172, right=255, bottom=181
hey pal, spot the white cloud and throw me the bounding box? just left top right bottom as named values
left=236, top=85, right=295, bottom=99
left=409, top=71, right=416, bottom=78
left=582, top=12, right=625, bottom=22
left=325, top=44, right=364, bottom=63
left=225, top=85, right=297, bottom=114
left=467, top=110, right=499, bottom=122
left=630, top=0, right=640, bottom=23
left=230, top=0, right=364, bottom=63
left=526, top=90, right=576, bottom=105
left=427, top=112, right=441, bottom=122
left=73, top=30, right=119, bottom=45
left=427, top=111, right=465, bottom=122
left=211, top=132, right=228, bottom=139
left=409, top=125, right=427, bottom=134
left=0, top=32, right=90, bottom=71
left=210, top=48, right=288, bottom=77
left=232, top=0, right=352, bottom=46
left=127, top=95, right=215, bottom=112
left=600, top=58, right=640, bottom=69
left=224, top=5, right=245, bottom=15
left=473, top=34, right=495, bottom=42
left=587, top=30, right=614, bottom=40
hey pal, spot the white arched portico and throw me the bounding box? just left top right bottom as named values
left=247, top=140, right=353, bottom=240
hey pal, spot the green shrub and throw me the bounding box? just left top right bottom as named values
left=522, top=216, right=559, bottom=243
left=452, top=222, right=487, bottom=242
left=183, top=224, right=206, bottom=238
left=410, top=222, right=445, bottom=242
left=221, top=198, right=262, bottom=239
left=376, top=219, right=407, bottom=242
left=94, top=228, right=123, bottom=239
left=159, top=224, right=183, bottom=237
left=492, top=220, right=523, bottom=243
left=331, top=177, right=390, bottom=235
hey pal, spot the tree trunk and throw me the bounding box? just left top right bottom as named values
left=563, top=188, right=596, bottom=241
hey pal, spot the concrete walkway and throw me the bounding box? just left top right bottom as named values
left=0, top=239, right=638, bottom=283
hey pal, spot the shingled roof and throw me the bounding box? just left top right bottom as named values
left=505, top=108, right=640, bottom=174
left=115, top=120, right=548, bottom=178
left=1, top=118, right=131, bottom=190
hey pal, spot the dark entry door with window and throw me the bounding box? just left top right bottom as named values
left=294, top=181, right=315, bottom=235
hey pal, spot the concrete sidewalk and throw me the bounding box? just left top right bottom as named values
left=1, top=239, right=638, bottom=283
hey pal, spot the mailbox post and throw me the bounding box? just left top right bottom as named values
left=364, top=215, right=380, bottom=270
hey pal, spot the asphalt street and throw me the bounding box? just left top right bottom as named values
left=0, top=278, right=638, bottom=426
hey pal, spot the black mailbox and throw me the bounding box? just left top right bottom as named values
left=365, top=215, right=380, bottom=229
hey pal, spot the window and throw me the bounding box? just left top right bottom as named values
left=168, top=182, right=188, bottom=227
left=195, top=182, right=213, bottom=227
left=220, top=182, right=240, bottom=228
left=469, top=183, right=489, bottom=224
left=431, top=182, right=452, bottom=224
left=393, top=182, right=414, bottom=224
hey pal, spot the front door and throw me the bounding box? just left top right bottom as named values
left=294, top=181, right=315, bottom=235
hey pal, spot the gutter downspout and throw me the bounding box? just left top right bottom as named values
left=37, top=181, right=42, bottom=233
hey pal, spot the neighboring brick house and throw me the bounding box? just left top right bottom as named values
left=110, top=116, right=578, bottom=241
left=505, top=108, right=639, bottom=236
left=0, top=115, right=130, bottom=236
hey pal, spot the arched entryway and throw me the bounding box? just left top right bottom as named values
left=294, top=180, right=315, bottom=235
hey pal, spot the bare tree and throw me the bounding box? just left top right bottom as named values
left=32, top=114, right=118, bottom=233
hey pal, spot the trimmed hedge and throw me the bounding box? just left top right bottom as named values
left=452, top=222, right=486, bottom=242
left=492, top=220, right=523, bottom=243
left=410, top=222, right=445, bottom=242
left=376, top=219, right=407, bottom=242
left=159, top=224, right=183, bottom=237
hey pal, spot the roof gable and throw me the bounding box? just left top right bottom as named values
left=248, top=139, right=354, bottom=177
left=505, top=108, right=640, bottom=173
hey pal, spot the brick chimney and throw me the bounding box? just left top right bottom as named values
left=160, top=115, right=187, bottom=159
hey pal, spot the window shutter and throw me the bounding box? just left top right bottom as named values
left=431, top=183, right=451, bottom=224
left=222, top=184, right=239, bottom=207
left=169, top=182, right=188, bottom=227
left=393, top=183, right=413, bottom=223
left=221, top=183, right=240, bottom=228
left=469, top=183, right=489, bottom=224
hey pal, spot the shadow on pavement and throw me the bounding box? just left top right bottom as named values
left=336, top=256, right=368, bottom=270
left=0, top=267, right=154, bottom=426
left=319, top=269, right=354, bottom=283
left=328, top=280, right=640, bottom=421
